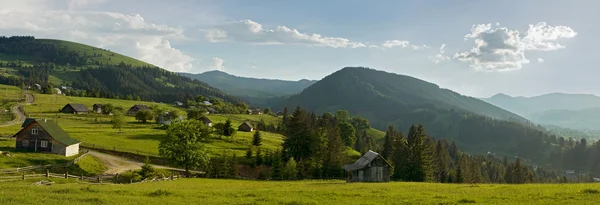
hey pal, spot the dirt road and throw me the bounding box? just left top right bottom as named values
left=0, top=93, right=33, bottom=127
left=88, top=151, right=189, bottom=174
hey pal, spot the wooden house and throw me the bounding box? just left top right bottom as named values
left=13, top=118, right=81, bottom=157
left=93, top=104, right=104, bottom=113
left=206, top=107, right=218, bottom=115
left=199, top=116, right=213, bottom=127
left=127, top=104, right=150, bottom=115
left=60, top=103, right=90, bottom=114
left=342, top=150, right=392, bottom=182
left=238, top=122, right=254, bottom=132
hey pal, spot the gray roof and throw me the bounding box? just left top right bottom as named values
left=240, top=121, right=253, bottom=129
left=64, top=103, right=89, bottom=112
left=199, top=116, right=212, bottom=124
left=342, top=150, right=391, bottom=172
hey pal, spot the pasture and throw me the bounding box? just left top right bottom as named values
left=0, top=178, right=599, bottom=204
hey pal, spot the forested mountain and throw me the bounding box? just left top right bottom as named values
left=276, top=67, right=562, bottom=162
left=179, top=71, right=316, bottom=107
left=482, top=93, right=600, bottom=130
left=0, top=36, right=239, bottom=103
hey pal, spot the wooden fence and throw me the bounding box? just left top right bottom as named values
left=0, top=151, right=90, bottom=174
left=0, top=169, right=181, bottom=184
left=81, top=143, right=160, bottom=157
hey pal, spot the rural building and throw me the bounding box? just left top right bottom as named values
left=203, top=101, right=212, bottom=106
left=13, top=118, right=81, bottom=157
left=206, top=107, right=218, bottom=115
left=53, top=88, right=62, bottom=95
left=127, top=104, right=150, bottom=115
left=174, top=101, right=183, bottom=107
left=93, top=104, right=104, bottom=113
left=342, top=150, right=392, bottom=182
left=238, top=122, right=254, bottom=132
left=60, top=103, right=90, bottom=114
left=33, top=84, right=41, bottom=90
left=247, top=109, right=262, bottom=115
left=276, top=111, right=283, bottom=116
left=199, top=116, right=213, bottom=127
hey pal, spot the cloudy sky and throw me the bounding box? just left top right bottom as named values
left=0, top=0, right=597, bottom=97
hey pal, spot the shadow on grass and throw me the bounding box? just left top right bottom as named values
left=129, top=133, right=165, bottom=141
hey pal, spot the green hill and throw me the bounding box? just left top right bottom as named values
left=277, top=67, right=560, bottom=161
left=0, top=36, right=239, bottom=104
left=179, top=70, right=317, bottom=107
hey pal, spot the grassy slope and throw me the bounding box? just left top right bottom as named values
left=0, top=84, right=21, bottom=123
left=0, top=179, right=599, bottom=204
left=0, top=138, right=75, bottom=169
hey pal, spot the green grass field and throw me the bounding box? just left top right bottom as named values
left=0, top=179, right=599, bottom=204
left=0, top=138, right=75, bottom=169
left=0, top=84, right=22, bottom=123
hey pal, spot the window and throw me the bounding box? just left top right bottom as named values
left=40, top=140, right=48, bottom=148
left=22, top=140, right=29, bottom=147
left=31, top=128, right=38, bottom=135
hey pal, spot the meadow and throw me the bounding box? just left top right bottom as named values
left=0, top=178, right=599, bottom=204
left=0, top=84, right=22, bottom=123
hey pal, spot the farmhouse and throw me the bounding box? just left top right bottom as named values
left=127, top=104, right=151, bottom=115
left=13, top=118, right=81, bottom=157
left=174, top=101, right=183, bottom=107
left=238, top=122, right=254, bottom=132
left=199, top=116, right=213, bottom=127
left=247, top=109, right=262, bottom=115
left=342, top=150, right=392, bottom=182
left=206, top=107, right=218, bottom=115
left=60, top=103, right=90, bottom=114
left=203, top=100, right=212, bottom=106
left=53, top=88, right=62, bottom=95
left=93, top=104, right=104, bottom=113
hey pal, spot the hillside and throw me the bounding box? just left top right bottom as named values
left=0, top=36, right=239, bottom=104
left=277, top=67, right=559, bottom=160
left=482, top=93, right=600, bottom=130
left=179, top=70, right=316, bottom=107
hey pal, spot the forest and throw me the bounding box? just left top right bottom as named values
left=0, top=36, right=239, bottom=104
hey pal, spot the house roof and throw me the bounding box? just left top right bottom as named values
left=129, top=104, right=150, bottom=110
left=206, top=107, right=217, bottom=113
left=199, top=116, right=212, bottom=123
left=18, top=119, right=80, bottom=146
left=239, top=121, right=253, bottom=129
left=21, top=118, right=35, bottom=128
left=64, top=103, right=89, bottom=112
left=342, top=150, right=392, bottom=172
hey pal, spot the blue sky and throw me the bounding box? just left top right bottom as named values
left=0, top=0, right=597, bottom=97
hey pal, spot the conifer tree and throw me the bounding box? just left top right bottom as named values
left=252, top=130, right=263, bottom=147
left=284, top=157, right=298, bottom=180
left=271, top=151, right=283, bottom=180
left=382, top=125, right=396, bottom=161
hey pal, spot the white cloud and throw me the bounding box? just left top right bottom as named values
left=455, top=22, right=576, bottom=71
left=537, top=58, right=545, bottom=63
left=68, top=0, right=108, bottom=10
left=211, top=57, right=225, bottom=71
left=439, top=44, right=446, bottom=53
left=0, top=2, right=196, bottom=72
left=200, top=19, right=366, bottom=48
left=381, top=40, right=428, bottom=50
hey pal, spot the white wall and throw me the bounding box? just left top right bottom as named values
left=65, top=143, right=80, bottom=157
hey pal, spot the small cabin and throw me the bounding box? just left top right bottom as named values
left=238, top=122, right=254, bottom=132
left=199, top=116, right=213, bottom=127
left=13, top=118, right=81, bottom=157
left=206, top=107, right=218, bottom=115
left=342, top=150, right=392, bottom=182
left=93, top=104, right=104, bottom=114
left=127, top=104, right=150, bottom=115
left=61, top=103, right=90, bottom=114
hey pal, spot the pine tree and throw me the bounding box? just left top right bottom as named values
left=271, top=151, right=283, bottom=180
left=456, top=162, right=464, bottom=183
left=382, top=125, right=396, bottom=161
left=284, top=157, right=298, bottom=180
left=255, top=147, right=263, bottom=166
left=405, top=124, right=431, bottom=182
left=228, top=152, right=239, bottom=178
left=323, top=124, right=345, bottom=178
left=252, top=130, right=263, bottom=147
left=434, top=139, right=451, bottom=183
left=245, top=147, right=253, bottom=159
left=391, top=131, right=409, bottom=181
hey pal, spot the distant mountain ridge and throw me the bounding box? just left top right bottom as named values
left=482, top=92, right=600, bottom=130
left=179, top=70, right=317, bottom=107
left=276, top=67, right=560, bottom=161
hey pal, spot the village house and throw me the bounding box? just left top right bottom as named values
left=199, top=116, right=213, bottom=127
left=203, top=100, right=212, bottom=106
left=206, top=107, right=218, bottom=115
left=127, top=104, right=151, bottom=115
left=53, top=88, right=62, bottom=95
left=342, top=150, right=392, bottom=182
left=13, top=118, right=81, bottom=157
left=60, top=103, right=90, bottom=114
left=238, top=122, right=254, bottom=132
left=92, top=104, right=104, bottom=114
left=173, top=101, right=183, bottom=107
left=33, top=84, right=41, bottom=90
left=247, top=109, right=262, bottom=115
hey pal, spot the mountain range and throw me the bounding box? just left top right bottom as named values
left=482, top=93, right=600, bottom=131
left=179, top=70, right=317, bottom=107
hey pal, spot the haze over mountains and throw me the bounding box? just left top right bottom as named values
left=482, top=93, right=600, bottom=131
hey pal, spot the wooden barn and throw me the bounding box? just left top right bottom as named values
left=60, top=103, right=90, bottom=114
left=342, top=150, right=392, bottom=182
left=127, top=104, right=150, bottom=115
left=92, top=104, right=104, bottom=113
left=238, top=122, right=254, bottom=132
left=13, top=118, right=81, bottom=157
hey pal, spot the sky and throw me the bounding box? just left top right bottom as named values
left=0, top=0, right=597, bottom=98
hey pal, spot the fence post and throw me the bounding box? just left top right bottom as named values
left=170, top=172, right=173, bottom=180
left=130, top=178, right=133, bottom=184
left=65, top=172, right=68, bottom=179
left=97, top=176, right=101, bottom=183
left=22, top=173, right=25, bottom=180
left=46, top=169, right=49, bottom=178
left=115, top=173, right=119, bottom=183
left=81, top=174, right=83, bottom=180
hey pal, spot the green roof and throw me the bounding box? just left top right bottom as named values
left=21, top=118, right=35, bottom=128
left=29, top=119, right=80, bottom=146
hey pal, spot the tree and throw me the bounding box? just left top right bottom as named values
left=263, top=107, right=272, bottom=115
left=168, top=110, right=180, bottom=120
left=323, top=124, right=346, bottom=177
left=405, top=124, right=432, bottom=182
left=338, top=122, right=356, bottom=146
left=252, top=130, right=263, bottom=147
left=111, top=110, right=125, bottom=131
left=135, top=110, right=154, bottom=123
left=282, top=107, right=318, bottom=161
left=223, top=119, right=235, bottom=137
left=382, top=125, right=396, bottom=161
left=102, top=103, right=115, bottom=115
left=228, top=152, right=239, bottom=177
left=271, top=151, right=283, bottom=180
left=245, top=147, right=253, bottom=159
left=140, top=156, right=155, bottom=179
left=335, top=110, right=350, bottom=122
left=159, top=120, right=210, bottom=175
left=187, top=109, right=205, bottom=120
left=284, top=157, right=297, bottom=180
left=433, top=139, right=451, bottom=183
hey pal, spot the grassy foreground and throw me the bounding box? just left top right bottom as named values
left=0, top=179, right=599, bottom=204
